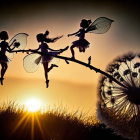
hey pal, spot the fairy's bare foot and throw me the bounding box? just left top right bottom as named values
left=46, top=80, right=49, bottom=88
left=52, top=64, right=58, bottom=68
left=64, top=46, right=69, bottom=50
left=0, top=78, right=4, bottom=85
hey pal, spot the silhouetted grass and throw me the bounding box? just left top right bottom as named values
left=0, top=102, right=129, bottom=140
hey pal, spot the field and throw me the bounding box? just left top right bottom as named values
left=0, top=102, right=129, bottom=140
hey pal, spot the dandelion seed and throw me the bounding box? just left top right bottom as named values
left=134, top=62, right=140, bottom=69
left=109, top=79, right=112, bottom=83
left=120, top=77, right=124, bottom=82
left=124, top=53, right=135, bottom=61
left=114, top=64, right=120, bottom=70
left=123, top=69, right=130, bottom=76
left=107, top=90, right=112, bottom=95
left=111, top=98, right=115, bottom=104
left=132, top=72, right=138, bottom=78
left=107, top=68, right=114, bottom=73
left=114, top=72, right=120, bottom=78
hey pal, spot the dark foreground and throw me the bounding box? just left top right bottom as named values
left=0, top=103, right=129, bottom=140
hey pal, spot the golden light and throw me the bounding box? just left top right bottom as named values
left=25, top=98, right=42, bottom=112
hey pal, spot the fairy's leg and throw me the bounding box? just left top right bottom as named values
left=43, top=62, right=59, bottom=88
left=1, top=62, right=7, bottom=78
left=48, top=64, right=58, bottom=72
left=0, top=63, right=2, bottom=78
left=0, top=62, right=8, bottom=85
left=79, top=47, right=83, bottom=52
left=43, top=62, right=49, bottom=88
left=83, top=47, right=85, bottom=52
left=70, top=45, right=76, bottom=59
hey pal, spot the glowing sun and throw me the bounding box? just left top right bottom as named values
left=25, top=98, right=42, bottom=112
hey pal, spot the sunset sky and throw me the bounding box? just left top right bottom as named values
left=0, top=0, right=140, bottom=115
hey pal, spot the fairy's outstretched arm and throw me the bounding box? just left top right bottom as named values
left=68, top=30, right=80, bottom=37
left=7, top=44, right=15, bottom=52
left=9, top=39, right=16, bottom=47
left=6, top=47, right=12, bottom=52
left=7, top=46, right=14, bottom=52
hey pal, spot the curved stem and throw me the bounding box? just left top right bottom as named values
left=10, top=49, right=126, bottom=88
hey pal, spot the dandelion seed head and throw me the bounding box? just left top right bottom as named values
left=97, top=52, right=140, bottom=139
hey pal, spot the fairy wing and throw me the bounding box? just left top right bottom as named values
left=85, top=17, right=114, bottom=34
left=49, top=56, right=60, bottom=66
left=9, top=33, right=28, bottom=50
left=6, top=33, right=28, bottom=61
left=7, top=52, right=14, bottom=61
left=24, top=50, right=60, bottom=73
left=47, top=50, right=60, bottom=66
left=23, top=53, right=42, bottom=73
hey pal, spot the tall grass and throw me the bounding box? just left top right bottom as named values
left=0, top=102, right=128, bottom=140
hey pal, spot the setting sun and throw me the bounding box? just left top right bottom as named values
left=25, top=98, right=42, bottom=112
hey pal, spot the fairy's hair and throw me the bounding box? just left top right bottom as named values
left=0, top=31, right=9, bottom=40
left=44, top=30, right=49, bottom=36
left=80, top=19, right=92, bottom=28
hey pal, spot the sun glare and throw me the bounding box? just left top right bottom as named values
left=25, top=98, right=42, bottom=112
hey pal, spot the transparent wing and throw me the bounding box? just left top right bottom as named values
left=86, top=17, right=114, bottom=34
left=9, top=33, right=28, bottom=50
left=49, top=57, right=60, bottom=66
left=48, top=51, right=60, bottom=66
left=6, top=33, right=28, bottom=61
left=6, top=50, right=14, bottom=62
left=23, top=53, right=42, bottom=73
left=6, top=52, right=14, bottom=61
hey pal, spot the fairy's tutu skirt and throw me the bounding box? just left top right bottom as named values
left=42, top=52, right=60, bottom=63
left=0, top=51, right=8, bottom=63
left=72, top=39, right=90, bottom=50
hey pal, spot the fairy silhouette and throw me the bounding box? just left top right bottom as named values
left=68, top=17, right=114, bottom=59
left=23, top=30, right=68, bottom=88
left=0, top=31, right=28, bottom=85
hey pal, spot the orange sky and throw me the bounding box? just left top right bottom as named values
left=0, top=78, right=97, bottom=115
left=0, top=1, right=140, bottom=115
left=0, top=21, right=139, bottom=115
